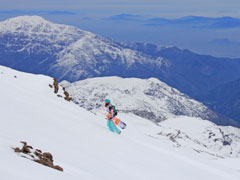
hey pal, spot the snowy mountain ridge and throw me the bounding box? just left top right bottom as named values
left=1, top=65, right=240, bottom=180
left=0, top=16, right=91, bottom=56
left=52, top=34, right=166, bottom=81
left=0, top=15, right=90, bottom=39
left=0, top=15, right=168, bottom=82
left=61, top=76, right=218, bottom=122
left=0, top=16, right=54, bottom=33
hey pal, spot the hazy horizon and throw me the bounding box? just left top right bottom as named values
left=0, top=0, right=240, bottom=58
left=1, top=0, right=240, bottom=18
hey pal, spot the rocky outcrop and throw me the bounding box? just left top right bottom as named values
left=13, top=141, right=63, bottom=172
left=49, top=78, right=72, bottom=102
left=53, top=78, right=59, bottom=94
left=63, top=87, right=72, bottom=101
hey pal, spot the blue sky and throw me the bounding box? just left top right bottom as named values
left=0, top=0, right=240, bottom=18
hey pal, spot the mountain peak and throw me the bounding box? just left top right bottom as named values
left=8, top=15, right=48, bottom=21
left=1, top=15, right=50, bottom=26
left=0, top=15, right=91, bottom=48
left=0, top=15, right=84, bottom=35
left=0, top=15, right=55, bottom=33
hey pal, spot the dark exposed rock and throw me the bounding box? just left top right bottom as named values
left=43, top=152, right=53, bottom=163
left=20, top=141, right=31, bottom=154
left=223, top=140, right=231, bottom=146
left=14, top=147, right=21, bottom=153
left=14, top=141, right=63, bottom=172
left=53, top=78, right=59, bottom=94
left=63, top=87, right=72, bottom=101
left=53, top=165, right=64, bottom=172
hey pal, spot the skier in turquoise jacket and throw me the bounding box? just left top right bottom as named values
left=104, top=99, right=121, bottom=134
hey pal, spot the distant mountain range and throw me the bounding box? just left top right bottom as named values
left=118, top=42, right=240, bottom=98
left=103, top=14, right=240, bottom=58
left=1, top=16, right=240, bottom=126
left=0, top=16, right=168, bottom=82
left=147, top=16, right=240, bottom=29
left=106, top=14, right=240, bottom=29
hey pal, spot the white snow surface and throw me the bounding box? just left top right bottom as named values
left=52, top=31, right=166, bottom=81
left=61, top=76, right=215, bottom=121
left=1, top=65, right=240, bottom=180
left=0, top=15, right=90, bottom=38
left=55, top=34, right=164, bottom=68
left=0, top=16, right=91, bottom=54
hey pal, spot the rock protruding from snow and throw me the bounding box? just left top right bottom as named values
left=49, top=78, right=72, bottom=101
left=14, top=141, right=63, bottom=171
left=61, top=76, right=217, bottom=122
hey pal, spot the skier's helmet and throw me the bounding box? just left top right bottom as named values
left=105, top=99, right=111, bottom=107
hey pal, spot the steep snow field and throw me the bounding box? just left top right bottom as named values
left=0, top=65, right=240, bottom=180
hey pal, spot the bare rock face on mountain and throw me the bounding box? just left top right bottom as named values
left=60, top=77, right=220, bottom=124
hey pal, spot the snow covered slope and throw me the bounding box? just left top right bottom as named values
left=0, top=15, right=168, bottom=82
left=61, top=76, right=217, bottom=122
left=0, top=16, right=91, bottom=75
left=1, top=66, right=240, bottom=180
left=50, top=34, right=166, bottom=81
left=0, top=15, right=89, bottom=54
left=156, top=116, right=240, bottom=158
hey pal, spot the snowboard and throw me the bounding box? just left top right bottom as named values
left=112, top=117, right=127, bottom=129
left=118, top=120, right=127, bottom=129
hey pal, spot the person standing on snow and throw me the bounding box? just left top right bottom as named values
left=104, top=99, right=121, bottom=134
